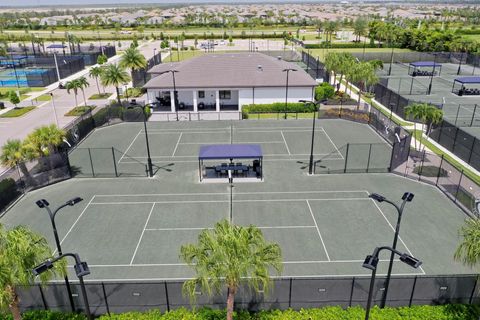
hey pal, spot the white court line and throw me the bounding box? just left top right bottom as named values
left=118, top=129, right=142, bottom=163
left=148, top=131, right=229, bottom=135
left=91, top=198, right=370, bottom=205
left=178, top=141, right=285, bottom=145
left=130, top=203, right=156, bottom=265
left=306, top=200, right=331, bottom=261
left=119, top=157, right=344, bottom=164
left=67, top=259, right=398, bottom=268
left=57, top=196, right=95, bottom=251
left=171, top=132, right=183, bottom=157
left=144, top=226, right=317, bottom=231
left=94, top=190, right=370, bottom=197
left=280, top=131, right=291, bottom=155
left=370, top=200, right=426, bottom=275
left=321, top=130, right=344, bottom=160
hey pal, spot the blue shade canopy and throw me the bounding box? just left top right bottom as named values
left=410, top=61, right=442, bottom=67
left=199, top=144, right=263, bottom=160
left=47, top=44, right=67, bottom=49
left=455, top=77, right=480, bottom=84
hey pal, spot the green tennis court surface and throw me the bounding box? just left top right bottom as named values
left=1, top=119, right=474, bottom=281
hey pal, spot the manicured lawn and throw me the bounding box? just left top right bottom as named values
left=303, top=48, right=413, bottom=61
left=0, top=106, right=36, bottom=118
left=89, top=93, right=111, bottom=100
left=35, top=94, right=52, bottom=101
left=65, top=106, right=96, bottom=116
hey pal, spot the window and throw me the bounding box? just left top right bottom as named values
left=198, top=91, right=205, bottom=98
left=219, top=90, right=231, bottom=100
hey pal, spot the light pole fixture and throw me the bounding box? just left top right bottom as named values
left=283, top=68, right=297, bottom=119
left=130, top=101, right=155, bottom=177
left=50, top=92, right=59, bottom=127
left=428, top=53, right=437, bottom=95
left=33, top=252, right=92, bottom=320
left=299, top=99, right=323, bottom=175
left=363, top=246, right=421, bottom=320
left=368, top=192, right=414, bottom=309
left=158, top=70, right=179, bottom=121
left=35, top=197, right=83, bottom=312
left=153, top=48, right=157, bottom=64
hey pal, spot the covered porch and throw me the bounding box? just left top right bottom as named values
left=147, top=89, right=240, bottom=112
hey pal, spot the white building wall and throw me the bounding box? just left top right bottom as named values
left=238, top=87, right=314, bottom=108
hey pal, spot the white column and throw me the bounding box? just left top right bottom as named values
left=193, top=90, right=198, bottom=112
left=215, top=90, right=220, bottom=112
left=170, top=90, right=175, bottom=113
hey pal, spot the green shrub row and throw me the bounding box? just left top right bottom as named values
left=4, top=305, right=478, bottom=320
left=0, top=178, right=20, bottom=212
left=242, top=103, right=316, bottom=114
left=315, top=82, right=335, bottom=101
left=304, top=42, right=377, bottom=49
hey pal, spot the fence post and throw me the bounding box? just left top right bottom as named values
left=469, top=277, right=478, bottom=304
left=88, top=148, right=95, bottom=177
left=454, top=104, right=461, bottom=126
left=65, top=151, right=73, bottom=178
left=418, top=150, right=426, bottom=181
left=111, top=147, right=118, bottom=177
left=470, top=104, right=477, bottom=127
left=101, top=282, right=111, bottom=316
left=349, top=277, right=355, bottom=307
left=436, top=155, right=444, bottom=186
left=164, top=282, right=170, bottom=312
left=363, top=143, right=372, bottom=172
left=343, top=144, right=350, bottom=173
left=409, top=276, right=417, bottom=307
left=38, top=284, right=48, bottom=310
left=454, top=170, right=464, bottom=203
left=468, top=138, right=476, bottom=164
left=288, top=278, right=293, bottom=308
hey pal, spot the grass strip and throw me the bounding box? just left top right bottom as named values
left=89, top=93, right=111, bottom=100
left=65, top=106, right=96, bottom=116
left=0, top=106, right=35, bottom=118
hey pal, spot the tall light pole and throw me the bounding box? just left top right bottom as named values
left=33, top=252, right=92, bottom=320
left=153, top=48, right=157, bottom=64
left=283, top=68, right=297, bottom=119
left=35, top=197, right=84, bottom=312
left=50, top=92, right=59, bottom=127
left=300, top=100, right=322, bottom=175
left=130, top=101, right=154, bottom=177
left=363, top=246, right=422, bottom=320
left=369, top=192, right=414, bottom=308
left=53, top=51, right=62, bottom=83
left=428, top=53, right=438, bottom=95
left=158, top=70, right=179, bottom=121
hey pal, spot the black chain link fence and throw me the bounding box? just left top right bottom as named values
left=17, top=275, right=480, bottom=315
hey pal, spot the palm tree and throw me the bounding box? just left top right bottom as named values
left=180, top=220, right=282, bottom=320
left=0, top=224, right=65, bottom=320
left=100, top=63, right=131, bottom=105
left=455, top=218, right=480, bottom=268
left=25, top=124, right=66, bottom=158
left=89, top=66, right=104, bottom=95
left=324, top=52, right=341, bottom=85
left=336, top=53, right=355, bottom=93
left=76, top=76, right=90, bottom=107
left=405, top=103, right=443, bottom=151
left=119, top=47, right=147, bottom=79
left=65, top=79, right=81, bottom=107
left=0, top=139, right=36, bottom=186
left=350, top=62, right=378, bottom=110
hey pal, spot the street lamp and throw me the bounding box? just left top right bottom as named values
left=35, top=197, right=83, bottom=312
left=153, top=48, right=157, bottom=64
left=283, top=68, right=297, bottom=119
left=33, top=252, right=92, bottom=320
left=369, top=192, right=414, bottom=308
left=299, top=99, right=324, bottom=175
left=428, top=53, right=438, bottom=95
left=158, top=70, right=179, bottom=121
left=363, top=246, right=421, bottom=320
left=50, top=92, right=59, bottom=127
left=130, top=101, right=155, bottom=177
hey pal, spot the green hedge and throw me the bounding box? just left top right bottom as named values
left=0, top=178, right=19, bottom=212
left=304, top=42, right=378, bottom=49
left=315, top=83, right=335, bottom=101
left=2, top=305, right=480, bottom=320
left=242, top=103, right=316, bottom=114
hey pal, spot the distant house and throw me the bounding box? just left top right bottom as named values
left=144, top=53, right=316, bottom=113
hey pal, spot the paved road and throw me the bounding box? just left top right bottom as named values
left=0, top=40, right=163, bottom=173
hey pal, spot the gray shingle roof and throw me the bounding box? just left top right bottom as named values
left=144, top=53, right=316, bottom=89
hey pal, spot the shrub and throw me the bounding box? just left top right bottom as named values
left=315, top=82, right=335, bottom=101
left=0, top=178, right=19, bottom=211
left=242, top=102, right=316, bottom=114
left=304, top=42, right=378, bottom=49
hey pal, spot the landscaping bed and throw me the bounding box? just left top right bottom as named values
left=0, top=106, right=36, bottom=118
left=89, top=93, right=111, bottom=100
left=65, top=106, right=96, bottom=116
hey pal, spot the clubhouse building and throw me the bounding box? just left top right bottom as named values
left=144, top=52, right=317, bottom=113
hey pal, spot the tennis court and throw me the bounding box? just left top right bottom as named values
left=68, top=119, right=392, bottom=178
left=1, top=119, right=474, bottom=281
